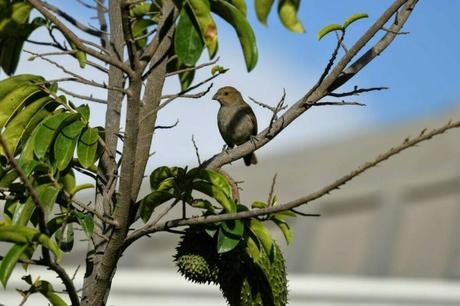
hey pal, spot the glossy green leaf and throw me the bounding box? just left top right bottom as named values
left=249, top=219, right=273, bottom=256
left=175, top=6, right=205, bottom=66
left=211, top=0, right=258, bottom=71
left=246, top=235, right=260, bottom=260
left=0, top=75, right=43, bottom=102
left=75, top=212, right=94, bottom=238
left=0, top=97, right=55, bottom=156
left=33, top=112, right=75, bottom=159
left=229, top=0, right=247, bottom=16
left=278, top=0, right=304, bottom=33
left=0, top=243, right=28, bottom=287
left=37, top=280, right=68, bottom=306
left=187, top=0, right=218, bottom=58
left=150, top=166, right=174, bottom=190
left=255, top=0, right=273, bottom=25
left=217, top=223, right=241, bottom=253
left=317, top=23, right=344, bottom=40
left=54, top=120, right=85, bottom=171
left=68, top=40, right=86, bottom=68
left=0, top=169, right=17, bottom=188
left=55, top=223, right=74, bottom=252
left=139, top=190, right=175, bottom=223
left=188, top=168, right=232, bottom=199
left=272, top=215, right=293, bottom=245
left=251, top=201, right=267, bottom=209
left=13, top=184, right=59, bottom=225
left=192, top=180, right=236, bottom=213
left=0, top=224, right=61, bottom=260
left=343, top=13, right=369, bottom=29
left=76, top=104, right=90, bottom=123
left=73, top=183, right=94, bottom=195
left=0, top=84, right=43, bottom=128
left=59, top=169, right=76, bottom=195
left=77, top=127, right=99, bottom=169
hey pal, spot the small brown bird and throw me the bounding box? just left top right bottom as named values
left=213, top=86, right=258, bottom=166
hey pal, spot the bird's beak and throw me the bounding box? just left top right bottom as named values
left=212, top=93, right=219, bottom=101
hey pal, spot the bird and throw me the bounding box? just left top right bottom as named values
left=212, top=86, right=258, bottom=166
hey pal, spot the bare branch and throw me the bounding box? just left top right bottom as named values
left=125, top=117, right=460, bottom=246
left=160, top=83, right=213, bottom=100
left=165, top=57, right=220, bottom=78
left=59, top=87, right=107, bottom=104
left=329, top=86, right=388, bottom=97
left=192, top=135, right=202, bottom=166
left=203, top=0, right=417, bottom=169
left=71, top=199, right=120, bottom=228
left=27, top=0, right=132, bottom=75
left=42, top=2, right=104, bottom=37
left=314, top=101, right=366, bottom=107
left=267, top=173, right=277, bottom=206
left=154, top=119, right=179, bottom=130
left=24, top=50, right=126, bottom=93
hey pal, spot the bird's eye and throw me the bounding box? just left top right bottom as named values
left=224, top=92, right=229, bottom=96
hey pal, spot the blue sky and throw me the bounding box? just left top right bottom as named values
left=16, top=1, right=460, bottom=166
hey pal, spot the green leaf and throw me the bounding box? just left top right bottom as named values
left=76, top=104, right=90, bottom=123
left=13, top=184, right=59, bottom=225
left=277, top=0, right=304, bottom=33
left=0, top=75, right=43, bottom=102
left=343, top=13, right=369, bottom=29
left=0, top=243, right=28, bottom=287
left=55, top=223, right=74, bottom=252
left=139, top=190, right=175, bottom=223
left=58, top=169, right=76, bottom=195
left=0, top=84, right=43, bottom=129
left=150, top=166, right=174, bottom=190
left=229, top=0, right=247, bottom=16
left=217, top=222, right=242, bottom=253
left=175, top=6, right=205, bottom=66
left=77, top=127, right=99, bottom=169
left=73, top=183, right=94, bottom=194
left=54, top=120, right=85, bottom=171
left=75, top=212, right=94, bottom=238
left=188, top=168, right=232, bottom=199
left=251, top=201, right=267, bottom=209
left=249, top=219, right=273, bottom=256
left=192, top=180, right=236, bottom=213
left=317, top=23, right=344, bottom=40
left=187, top=0, right=218, bottom=58
left=272, top=215, right=293, bottom=245
left=0, top=96, right=55, bottom=156
left=0, top=224, right=61, bottom=260
left=33, top=112, right=75, bottom=159
left=255, top=0, right=273, bottom=25
left=210, top=0, right=258, bottom=71
left=68, top=40, right=86, bottom=68
left=37, top=280, right=68, bottom=306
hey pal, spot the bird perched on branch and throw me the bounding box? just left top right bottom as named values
left=213, top=86, right=258, bottom=166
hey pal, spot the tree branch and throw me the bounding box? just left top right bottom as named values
left=203, top=0, right=417, bottom=169
left=124, top=118, right=460, bottom=246
left=27, top=0, right=133, bottom=75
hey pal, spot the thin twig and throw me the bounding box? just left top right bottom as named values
left=314, top=101, right=366, bottom=107
left=154, top=119, right=179, bottom=130
left=329, top=86, right=388, bottom=97
left=59, top=87, right=107, bottom=104
left=267, top=173, right=277, bottom=206
left=192, top=135, right=202, bottom=166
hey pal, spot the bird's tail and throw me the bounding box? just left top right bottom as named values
left=243, top=152, right=257, bottom=166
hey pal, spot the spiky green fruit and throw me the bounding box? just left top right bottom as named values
left=174, top=227, right=219, bottom=284
left=218, top=240, right=288, bottom=306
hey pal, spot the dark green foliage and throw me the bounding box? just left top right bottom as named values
left=174, top=225, right=288, bottom=306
